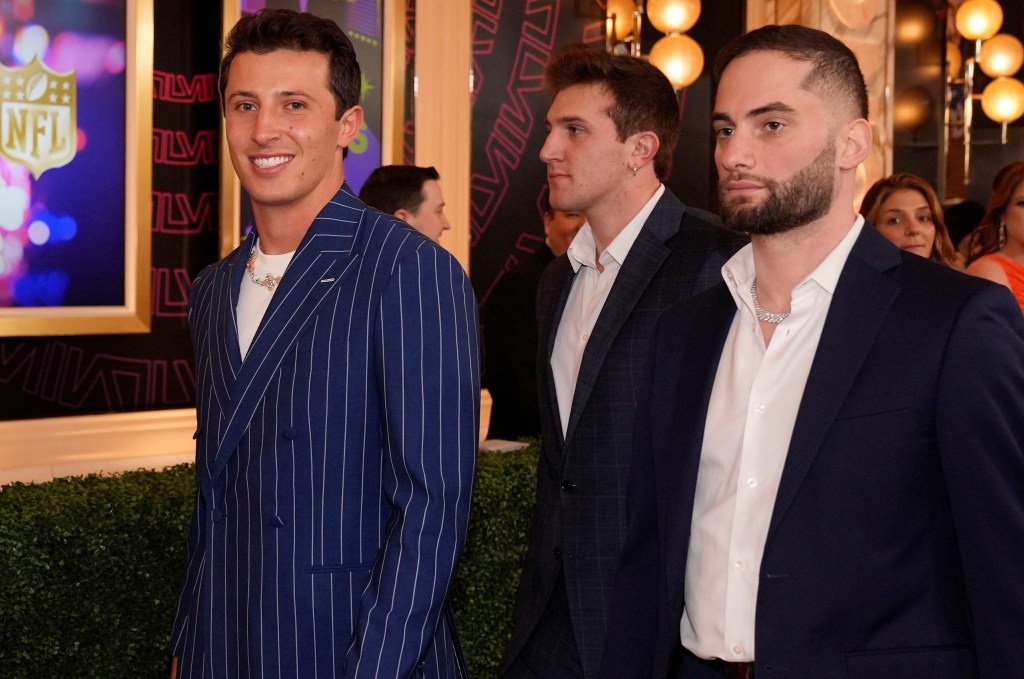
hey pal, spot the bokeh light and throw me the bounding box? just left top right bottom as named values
left=0, top=184, right=30, bottom=231
left=27, top=220, right=50, bottom=246
left=13, top=0, right=35, bottom=23
left=2, top=237, right=24, bottom=268
left=104, top=40, right=126, bottom=74
left=13, top=270, right=69, bottom=306
left=13, top=23, right=49, bottom=64
left=49, top=32, right=116, bottom=84
left=53, top=215, right=77, bottom=241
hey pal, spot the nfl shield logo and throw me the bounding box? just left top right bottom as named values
left=0, top=57, right=77, bottom=179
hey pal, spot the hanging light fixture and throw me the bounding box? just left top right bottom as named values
left=946, top=0, right=1024, bottom=186
left=605, top=0, right=704, bottom=90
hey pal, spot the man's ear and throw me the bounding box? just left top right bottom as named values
left=394, top=208, right=414, bottom=225
left=337, top=104, right=365, bottom=148
left=631, top=131, right=661, bottom=174
left=838, top=118, right=872, bottom=171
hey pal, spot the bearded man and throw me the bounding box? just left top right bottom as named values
left=599, top=24, right=1024, bottom=679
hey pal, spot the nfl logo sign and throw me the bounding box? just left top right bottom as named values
left=0, top=57, right=77, bottom=179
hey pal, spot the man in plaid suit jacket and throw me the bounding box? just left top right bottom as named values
left=500, top=45, right=745, bottom=679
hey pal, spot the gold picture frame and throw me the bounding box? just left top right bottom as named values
left=218, top=0, right=406, bottom=257
left=0, top=0, right=153, bottom=337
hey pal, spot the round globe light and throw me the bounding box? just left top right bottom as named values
left=606, top=0, right=638, bottom=41
left=646, top=0, right=701, bottom=35
left=980, top=76, right=1024, bottom=123
left=896, top=1, right=936, bottom=46
left=954, top=0, right=1003, bottom=41
left=893, top=85, right=935, bottom=130
left=648, top=33, right=704, bottom=89
left=979, top=33, right=1024, bottom=78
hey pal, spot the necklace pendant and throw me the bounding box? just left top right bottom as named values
left=247, top=245, right=284, bottom=291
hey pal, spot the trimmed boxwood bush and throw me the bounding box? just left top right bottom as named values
left=0, top=443, right=538, bottom=678
left=450, top=442, right=538, bottom=677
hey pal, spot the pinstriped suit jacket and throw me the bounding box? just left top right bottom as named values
left=170, top=184, right=480, bottom=679
left=501, top=188, right=747, bottom=678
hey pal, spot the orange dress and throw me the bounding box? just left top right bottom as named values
left=980, top=254, right=1024, bottom=313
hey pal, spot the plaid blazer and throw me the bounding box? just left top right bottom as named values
left=501, top=188, right=746, bottom=678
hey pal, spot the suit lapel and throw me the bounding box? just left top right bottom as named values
left=538, top=257, right=575, bottom=449
left=201, top=185, right=365, bottom=487
left=562, top=191, right=683, bottom=448
left=768, top=226, right=902, bottom=538
left=207, top=242, right=248, bottom=409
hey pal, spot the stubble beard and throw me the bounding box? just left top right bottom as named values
left=719, top=141, right=837, bottom=236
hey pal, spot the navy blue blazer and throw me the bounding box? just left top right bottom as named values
left=171, top=185, right=480, bottom=679
left=600, top=225, right=1024, bottom=679
left=501, top=188, right=746, bottom=678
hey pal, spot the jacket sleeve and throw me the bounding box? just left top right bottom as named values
left=935, top=283, right=1024, bottom=677
left=346, top=243, right=480, bottom=678
left=170, top=264, right=217, bottom=660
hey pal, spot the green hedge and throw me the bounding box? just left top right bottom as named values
left=0, top=443, right=538, bottom=678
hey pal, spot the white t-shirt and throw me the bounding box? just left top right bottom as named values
left=237, top=240, right=294, bottom=360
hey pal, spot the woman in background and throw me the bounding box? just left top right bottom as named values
left=860, top=173, right=958, bottom=267
left=964, top=161, right=1024, bottom=313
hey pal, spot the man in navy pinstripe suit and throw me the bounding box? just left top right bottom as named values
left=170, top=10, right=479, bottom=678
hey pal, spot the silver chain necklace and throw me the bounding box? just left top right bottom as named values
left=247, top=241, right=283, bottom=291
left=750, top=277, right=790, bottom=324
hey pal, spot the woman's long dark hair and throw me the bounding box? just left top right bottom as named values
left=965, top=161, right=1024, bottom=266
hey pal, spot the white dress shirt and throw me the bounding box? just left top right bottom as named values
left=681, top=216, right=864, bottom=662
left=237, top=240, right=294, bottom=360
left=551, top=184, right=665, bottom=435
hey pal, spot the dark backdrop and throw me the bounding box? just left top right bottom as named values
left=469, top=0, right=745, bottom=307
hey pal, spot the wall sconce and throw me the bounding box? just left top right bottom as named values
left=605, top=0, right=704, bottom=90
left=947, top=0, right=1024, bottom=185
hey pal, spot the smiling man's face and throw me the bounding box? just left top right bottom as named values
left=224, top=49, right=360, bottom=221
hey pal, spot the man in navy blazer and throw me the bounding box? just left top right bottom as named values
left=500, top=46, right=745, bottom=679
left=600, top=25, right=1024, bottom=679
left=169, top=10, right=479, bottom=679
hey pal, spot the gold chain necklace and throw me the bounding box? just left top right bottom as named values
left=246, top=242, right=283, bottom=291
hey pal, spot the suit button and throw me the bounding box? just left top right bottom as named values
left=560, top=480, right=575, bottom=492
left=282, top=426, right=298, bottom=440
left=211, top=509, right=223, bottom=523
left=270, top=516, right=285, bottom=528
left=554, top=547, right=562, bottom=559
